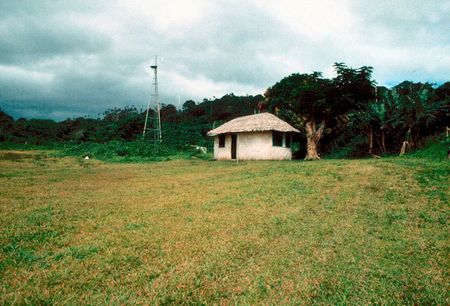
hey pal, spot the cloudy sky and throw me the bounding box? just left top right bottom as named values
left=1, top=0, right=449, bottom=120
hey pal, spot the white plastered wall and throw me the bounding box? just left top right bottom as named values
left=213, top=132, right=292, bottom=160
left=214, top=134, right=232, bottom=160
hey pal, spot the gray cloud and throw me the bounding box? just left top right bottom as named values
left=0, top=16, right=110, bottom=64
left=0, top=0, right=449, bottom=120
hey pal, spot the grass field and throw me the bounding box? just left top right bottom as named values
left=0, top=150, right=448, bottom=304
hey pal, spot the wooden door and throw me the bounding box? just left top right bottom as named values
left=231, top=134, right=237, bottom=159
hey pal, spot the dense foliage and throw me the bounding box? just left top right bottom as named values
left=330, top=81, right=450, bottom=157
left=264, top=63, right=376, bottom=159
left=0, top=63, right=449, bottom=159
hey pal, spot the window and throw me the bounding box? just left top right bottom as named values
left=219, top=134, right=225, bottom=148
left=273, top=131, right=292, bottom=148
left=272, top=131, right=283, bottom=147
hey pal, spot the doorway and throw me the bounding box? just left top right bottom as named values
left=231, top=134, right=237, bottom=159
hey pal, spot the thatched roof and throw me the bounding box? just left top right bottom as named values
left=207, top=112, right=300, bottom=136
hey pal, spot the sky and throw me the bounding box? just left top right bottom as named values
left=0, top=0, right=449, bottom=120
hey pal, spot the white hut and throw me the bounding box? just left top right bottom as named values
left=207, top=112, right=300, bottom=160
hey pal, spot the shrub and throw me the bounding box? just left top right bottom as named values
left=58, top=140, right=211, bottom=162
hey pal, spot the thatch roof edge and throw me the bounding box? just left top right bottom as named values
left=207, top=112, right=300, bottom=136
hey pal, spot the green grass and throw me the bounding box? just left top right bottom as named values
left=0, top=149, right=448, bottom=304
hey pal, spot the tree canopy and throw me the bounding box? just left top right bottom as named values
left=265, top=63, right=376, bottom=159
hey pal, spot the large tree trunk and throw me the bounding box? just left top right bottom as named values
left=304, top=120, right=325, bottom=160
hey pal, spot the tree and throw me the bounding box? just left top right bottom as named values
left=161, top=104, right=178, bottom=122
left=182, top=100, right=196, bottom=111
left=265, top=63, right=375, bottom=160
left=388, top=81, right=449, bottom=154
left=265, top=72, right=330, bottom=159
left=0, top=110, right=14, bottom=142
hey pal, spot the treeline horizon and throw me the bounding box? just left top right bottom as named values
left=0, top=93, right=264, bottom=151
left=3, top=79, right=450, bottom=123
left=1, top=65, right=449, bottom=158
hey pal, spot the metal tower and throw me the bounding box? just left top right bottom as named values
left=142, top=56, right=162, bottom=142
